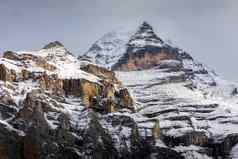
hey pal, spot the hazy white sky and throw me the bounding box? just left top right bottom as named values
left=0, top=0, right=238, bottom=81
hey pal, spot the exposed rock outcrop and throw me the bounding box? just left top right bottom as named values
left=115, top=88, right=134, bottom=111
left=0, top=45, right=134, bottom=113
left=162, top=131, right=209, bottom=147
left=0, top=64, right=16, bottom=82
left=83, top=21, right=238, bottom=159
left=39, top=73, right=64, bottom=95
left=0, top=40, right=169, bottom=158
left=2, top=21, right=238, bottom=159
left=111, top=22, right=180, bottom=71
left=42, top=41, right=64, bottom=49
left=2, top=51, right=21, bottom=61
left=112, top=49, right=177, bottom=71
left=81, top=64, right=121, bottom=85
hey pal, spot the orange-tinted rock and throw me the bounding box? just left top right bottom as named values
left=0, top=64, right=17, bottom=82
left=115, top=88, right=134, bottom=111
left=80, top=80, right=102, bottom=107
left=112, top=50, right=176, bottom=71
left=101, top=81, right=115, bottom=99
left=62, top=79, right=102, bottom=107
left=163, top=131, right=209, bottom=147
left=35, top=57, right=56, bottom=71
left=81, top=64, right=121, bottom=85
left=62, top=78, right=134, bottom=112
left=1, top=50, right=135, bottom=113
left=107, top=99, right=116, bottom=113
left=21, top=69, right=30, bottom=80
left=39, top=73, right=64, bottom=95
left=0, top=64, right=8, bottom=81
left=9, top=69, right=16, bottom=81
left=152, top=120, right=160, bottom=139
left=63, top=79, right=82, bottom=97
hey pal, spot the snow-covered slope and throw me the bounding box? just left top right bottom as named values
left=117, top=68, right=238, bottom=158
left=1, top=22, right=238, bottom=158
left=126, top=21, right=164, bottom=53
left=84, top=22, right=238, bottom=158
left=83, top=29, right=134, bottom=69
left=84, top=22, right=217, bottom=86
left=15, top=41, right=100, bottom=82
left=0, top=41, right=154, bottom=159
left=116, top=68, right=238, bottom=138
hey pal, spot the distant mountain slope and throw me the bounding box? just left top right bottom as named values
left=82, top=29, right=134, bottom=69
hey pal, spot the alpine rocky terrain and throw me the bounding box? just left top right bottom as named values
left=0, top=22, right=237, bottom=159
left=83, top=22, right=238, bottom=159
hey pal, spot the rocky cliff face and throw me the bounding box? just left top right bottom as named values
left=111, top=22, right=176, bottom=71
left=0, top=41, right=169, bottom=159
left=84, top=22, right=238, bottom=159
left=1, top=22, right=238, bottom=159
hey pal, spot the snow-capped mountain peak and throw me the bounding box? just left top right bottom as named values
left=83, top=28, right=134, bottom=68
left=128, top=21, right=164, bottom=50
left=42, top=41, right=64, bottom=49
left=39, top=41, right=72, bottom=60
left=1, top=21, right=238, bottom=159
left=82, top=22, right=238, bottom=105
left=83, top=21, right=176, bottom=70
left=18, top=41, right=75, bottom=66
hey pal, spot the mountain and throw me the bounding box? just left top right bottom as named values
left=81, top=28, right=135, bottom=69
left=83, top=22, right=238, bottom=158
left=0, top=22, right=238, bottom=159
left=0, top=41, right=147, bottom=159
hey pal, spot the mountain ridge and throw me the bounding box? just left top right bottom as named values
left=0, top=22, right=238, bottom=159
left=82, top=22, right=238, bottom=158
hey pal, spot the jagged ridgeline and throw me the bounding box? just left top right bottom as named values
left=0, top=40, right=164, bottom=159
left=83, top=22, right=238, bottom=159
left=0, top=22, right=238, bottom=159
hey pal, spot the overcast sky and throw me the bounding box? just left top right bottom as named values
left=0, top=0, right=238, bottom=81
